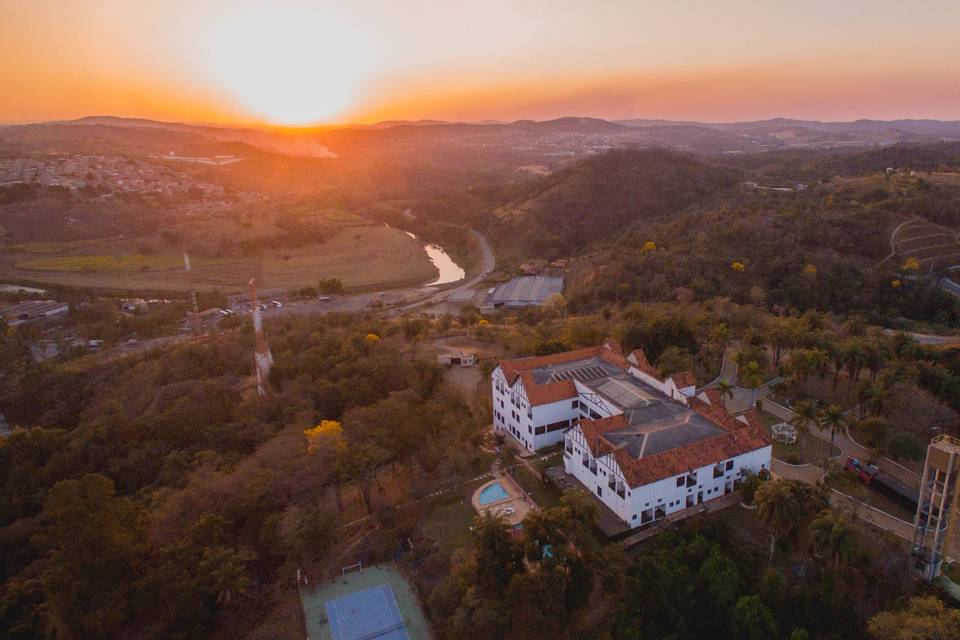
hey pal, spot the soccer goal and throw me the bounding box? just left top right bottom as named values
left=341, top=562, right=363, bottom=579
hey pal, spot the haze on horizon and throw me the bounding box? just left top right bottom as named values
left=2, top=0, right=959, bottom=126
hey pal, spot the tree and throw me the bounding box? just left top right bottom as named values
left=868, top=596, right=960, bottom=640
left=789, top=400, right=818, bottom=462
left=818, top=404, right=846, bottom=460
left=656, top=346, right=692, bottom=376
left=755, top=479, right=803, bottom=561
left=304, top=420, right=347, bottom=511
left=198, top=547, right=250, bottom=607
left=740, top=360, right=764, bottom=408
left=857, top=382, right=891, bottom=420
left=472, top=512, right=523, bottom=597
left=786, top=348, right=828, bottom=397
left=41, top=474, right=146, bottom=639
left=542, top=293, right=567, bottom=319
left=697, top=551, right=743, bottom=631
left=730, top=595, right=778, bottom=640
left=317, top=277, right=344, bottom=295
left=715, top=380, right=735, bottom=403
left=709, top=323, right=732, bottom=365
left=835, top=338, right=867, bottom=395
left=809, top=509, right=856, bottom=569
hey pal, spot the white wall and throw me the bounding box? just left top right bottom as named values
left=564, top=424, right=772, bottom=529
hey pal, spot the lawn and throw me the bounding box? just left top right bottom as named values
left=757, top=410, right=840, bottom=464
left=16, top=254, right=235, bottom=272
left=419, top=480, right=487, bottom=556
left=3, top=224, right=437, bottom=293
left=826, top=470, right=916, bottom=523
left=511, top=464, right=563, bottom=510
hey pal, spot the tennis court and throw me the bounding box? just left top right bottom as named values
left=300, top=564, right=432, bottom=640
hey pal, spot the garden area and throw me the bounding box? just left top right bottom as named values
left=756, top=410, right=841, bottom=465
left=825, top=468, right=917, bottom=523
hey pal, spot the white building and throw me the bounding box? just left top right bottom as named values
left=491, top=343, right=772, bottom=528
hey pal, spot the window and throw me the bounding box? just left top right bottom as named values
left=713, top=463, right=724, bottom=479
left=676, top=476, right=685, bottom=487
left=534, top=426, right=545, bottom=435
left=571, top=399, right=580, bottom=409
left=725, top=460, right=734, bottom=471
left=527, top=426, right=532, bottom=434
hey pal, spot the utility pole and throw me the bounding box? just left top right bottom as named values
left=183, top=252, right=201, bottom=336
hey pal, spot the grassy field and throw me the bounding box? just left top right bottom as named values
left=2, top=223, right=437, bottom=293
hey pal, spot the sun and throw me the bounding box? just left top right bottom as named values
left=202, top=8, right=372, bottom=125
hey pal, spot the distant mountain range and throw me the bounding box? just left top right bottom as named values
left=4, top=114, right=960, bottom=164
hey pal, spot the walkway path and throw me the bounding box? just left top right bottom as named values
left=763, top=397, right=922, bottom=489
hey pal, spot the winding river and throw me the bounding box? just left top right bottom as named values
left=401, top=230, right=466, bottom=286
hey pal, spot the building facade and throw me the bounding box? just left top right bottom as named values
left=492, top=343, right=772, bottom=528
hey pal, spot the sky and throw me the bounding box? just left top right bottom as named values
left=1, top=0, right=959, bottom=125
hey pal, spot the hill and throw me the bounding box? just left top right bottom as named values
left=489, top=148, right=740, bottom=258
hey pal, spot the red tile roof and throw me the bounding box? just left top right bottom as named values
left=614, top=424, right=771, bottom=487
left=671, top=371, right=697, bottom=389
left=578, top=399, right=772, bottom=487
left=700, top=388, right=724, bottom=406
left=518, top=371, right=578, bottom=406
left=580, top=415, right=628, bottom=457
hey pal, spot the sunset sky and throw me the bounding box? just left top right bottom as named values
left=2, top=0, right=959, bottom=126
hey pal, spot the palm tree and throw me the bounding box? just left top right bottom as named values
left=863, top=339, right=891, bottom=383
left=857, top=382, right=890, bottom=420
left=836, top=339, right=867, bottom=397
left=755, top=480, right=804, bottom=562
left=818, top=404, right=846, bottom=460
left=716, top=380, right=735, bottom=404
left=710, top=323, right=732, bottom=366
left=201, top=548, right=250, bottom=607
left=741, top=360, right=764, bottom=408
left=789, top=400, right=818, bottom=463
left=809, top=509, right=856, bottom=569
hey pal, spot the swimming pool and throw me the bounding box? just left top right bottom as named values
left=478, top=481, right=510, bottom=505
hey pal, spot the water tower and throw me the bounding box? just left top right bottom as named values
left=912, top=434, right=960, bottom=581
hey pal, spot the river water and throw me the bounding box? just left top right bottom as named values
left=402, top=230, right=466, bottom=286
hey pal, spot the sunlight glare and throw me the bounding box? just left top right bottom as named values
left=203, top=7, right=372, bottom=124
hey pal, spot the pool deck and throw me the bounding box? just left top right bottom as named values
left=471, top=472, right=534, bottom=526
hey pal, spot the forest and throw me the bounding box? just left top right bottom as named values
left=3, top=291, right=959, bottom=638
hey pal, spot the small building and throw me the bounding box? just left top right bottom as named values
left=437, top=351, right=476, bottom=367
left=491, top=343, right=772, bottom=529
left=481, top=276, right=563, bottom=314
left=0, top=300, right=69, bottom=325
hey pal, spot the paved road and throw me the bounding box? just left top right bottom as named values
left=882, top=328, right=960, bottom=346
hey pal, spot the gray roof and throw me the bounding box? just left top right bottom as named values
left=521, top=352, right=723, bottom=460
left=485, top=276, right=563, bottom=307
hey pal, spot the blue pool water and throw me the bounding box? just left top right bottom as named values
left=478, top=482, right=509, bottom=505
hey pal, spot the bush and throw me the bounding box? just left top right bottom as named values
left=740, top=471, right=761, bottom=504
left=887, top=432, right=925, bottom=461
